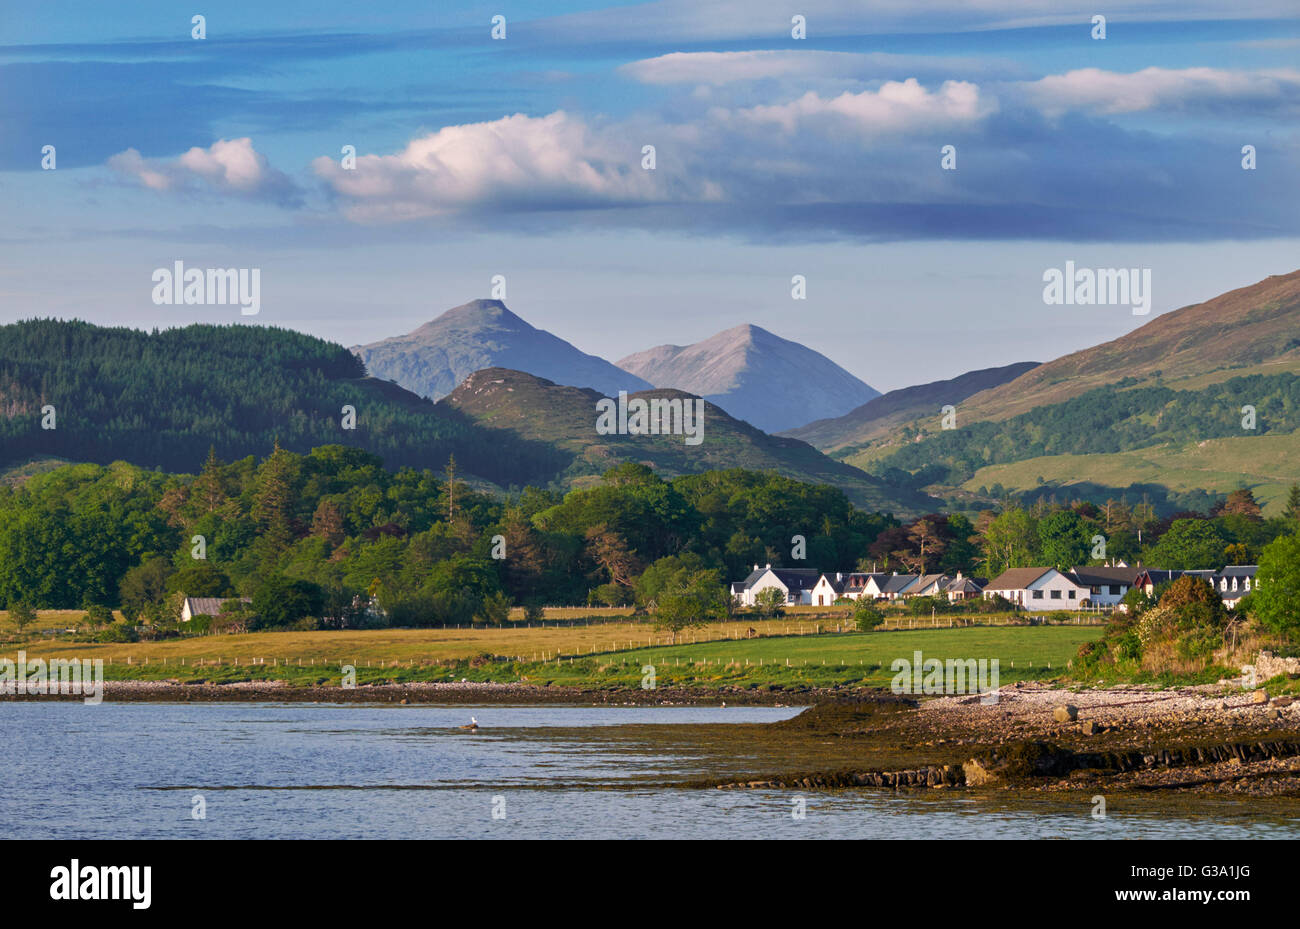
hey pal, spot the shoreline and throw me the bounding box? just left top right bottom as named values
left=12, top=679, right=1300, bottom=797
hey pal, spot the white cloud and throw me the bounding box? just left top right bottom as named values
left=1018, top=66, right=1300, bottom=115
left=719, top=79, right=995, bottom=134
left=621, top=50, right=1007, bottom=86
left=313, top=111, right=710, bottom=223
left=107, top=138, right=299, bottom=203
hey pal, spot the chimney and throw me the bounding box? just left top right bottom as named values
left=765, top=563, right=771, bottom=570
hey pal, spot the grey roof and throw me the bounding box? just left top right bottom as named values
left=844, top=573, right=889, bottom=591
left=1218, top=565, right=1258, bottom=577
left=985, top=567, right=1054, bottom=590
left=910, top=573, right=952, bottom=593
left=945, top=576, right=984, bottom=593
left=881, top=574, right=920, bottom=594
left=737, top=567, right=821, bottom=591
left=183, top=596, right=249, bottom=616
left=1069, top=566, right=1140, bottom=586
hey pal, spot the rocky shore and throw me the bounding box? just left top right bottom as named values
left=706, top=682, right=1300, bottom=797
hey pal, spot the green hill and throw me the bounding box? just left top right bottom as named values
left=441, top=368, right=936, bottom=516
left=0, top=319, right=565, bottom=487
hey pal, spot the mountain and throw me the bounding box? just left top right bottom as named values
left=782, top=361, right=1039, bottom=450
left=616, top=324, right=879, bottom=433
left=836, top=270, right=1300, bottom=515
left=353, top=299, right=651, bottom=400
left=951, top=269, right=1300, bottom=425
left=441, top=367, right=936, bottom=516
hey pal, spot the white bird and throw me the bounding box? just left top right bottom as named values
left=459, top=716, right=479, bottom=731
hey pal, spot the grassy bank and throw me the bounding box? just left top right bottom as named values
left=3, top=624, right=1101, bottom=690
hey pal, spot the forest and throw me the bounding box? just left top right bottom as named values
left=0, top=319, right=566, bottom=487
left=0, top=443, right=1296, bottom=635
left=863, top=372, right=1300, bottom=488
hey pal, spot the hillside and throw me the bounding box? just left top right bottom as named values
left=0, top=319, right=564, bottom=487
left=952, top=269, right=1300, bottom=424
left=617, top=324, right=879, bottom=433
left=353, top=299, right=651, bottom=400
left=959, top=433, right=1300, bottom=517
left=783, top=361, right=1038, bottom=450
left=833, top=271, right=1300, bottom=513
left=441, top=368, right=935, bottom=516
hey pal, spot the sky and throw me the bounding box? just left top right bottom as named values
left=3, top=0, right=1299, bottom=391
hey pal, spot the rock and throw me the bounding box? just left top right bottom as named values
left=962, top=758, right=1002, bottom=787
left=1251, top=690, right=1270, bottom=705
left=1053, top=704, right=1079, bottom=723
left=1080, top=720, right=1100, bottom=736
left=1273, top=696, right=1294, bottom=707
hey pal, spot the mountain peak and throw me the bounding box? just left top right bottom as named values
left=353, top=301, right=651, bottom=401
left=417, top=298, right=531, bottom=334
left=617, top=324, right=878, bottom=433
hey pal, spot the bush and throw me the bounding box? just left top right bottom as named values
left=97, top=622, right=138, bottom=643
left=80, top=603, right=114, bottom=630
left=475, top=591, right=513, bottom=626
left=753, top=588, right=786, bottom=619
left=853, top=602, right=885, bottom=632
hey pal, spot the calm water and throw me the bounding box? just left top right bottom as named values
left=4, top=702, right=1300, bottom=839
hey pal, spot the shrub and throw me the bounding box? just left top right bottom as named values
left=753, top=588, right=786, bottom=619
left=97, top=622, right=138, bottom=643
left=853, top=602, right=885, bottom=632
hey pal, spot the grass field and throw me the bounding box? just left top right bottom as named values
left=958, top=432, right=1300, bottom=515
left=1, top=619, right=1102, bottom=689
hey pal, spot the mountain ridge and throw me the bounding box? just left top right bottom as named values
left=352, top=299, right=653, bottom=401
left=783, top=361, right=1040, bottom=450
left=441, top=367, right=934, bottom=516
left=616, top=323, right=879, bottom=433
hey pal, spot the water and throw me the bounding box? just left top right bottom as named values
left=4, top=702, right=1300, bottom=839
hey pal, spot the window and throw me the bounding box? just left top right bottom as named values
left=1032, top=590, right=1044, bottom=599
left=1068, top=590, right=1076, bottom=599
left=1050, top=589, right=1061, bottom=600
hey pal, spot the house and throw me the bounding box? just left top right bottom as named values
left=907, top=573, right=953, bottom=598
left=1132, top=569, right=1216, bottom=598
left=944, top=572, right=985, bottom=602
left=863, top=573, right=920, bottom=600
left=180, top=596, right=251, bottom=622
left=733, top=565, right=822, bottom=607
left=1068, top=565, right=1140, bottom=608
left=1213, top=565, right=1259, bottom=606
left=983, top=567, right=1090, bottom=611
left=843, top=572, right=890, bottom=601
left=811, top=572, right=847, bottom=606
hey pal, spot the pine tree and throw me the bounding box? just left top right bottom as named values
left=1285, top=483, right=1300, bottom=522
left=192, top=445, right=229, bottom=514
left=253, top=439, right=299, bottom=548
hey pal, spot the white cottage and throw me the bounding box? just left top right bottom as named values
left=983, top=567, right=1090, bottom=611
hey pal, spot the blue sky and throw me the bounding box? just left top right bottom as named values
left=3, top=0, right=1299, bottom=391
